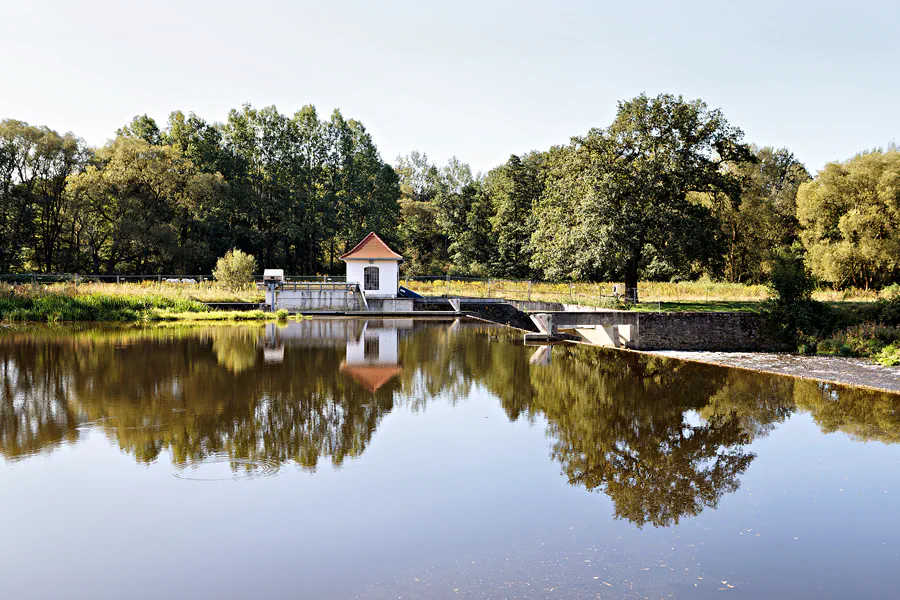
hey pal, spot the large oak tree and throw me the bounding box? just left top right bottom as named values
left=532, top=94, right=753, bottom=291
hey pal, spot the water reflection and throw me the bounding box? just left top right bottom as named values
left=2, top=320, right=899, bottom=527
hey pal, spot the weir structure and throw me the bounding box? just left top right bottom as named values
left=526, top=310, right=776, bottom=351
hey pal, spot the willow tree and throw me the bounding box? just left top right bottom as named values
left=797, top=148, right=900, bottom=290
left=532, top=94, right=753, bottom=290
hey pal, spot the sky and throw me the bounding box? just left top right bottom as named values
left=1, top=0, right=897, bottom=175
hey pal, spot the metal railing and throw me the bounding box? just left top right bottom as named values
left=400, top=275, right=639, bottom=305
left=259, top=281, right=357, bottom=292
left=0, top=273, right=347, bottom=285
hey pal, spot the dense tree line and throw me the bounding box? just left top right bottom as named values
left=2, top=94, right=898, bottom=289
left=0, top=105, right=399, bottom=274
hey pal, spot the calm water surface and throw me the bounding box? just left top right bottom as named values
left=2, top=319, right=900, bottom=599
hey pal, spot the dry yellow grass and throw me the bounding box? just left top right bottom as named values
left=402, top=277, right=879, bottom=307
left=9, top=280, right=264, bottom=303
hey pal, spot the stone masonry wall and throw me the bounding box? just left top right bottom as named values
left=539, top=310, right=783, bottom=351
left=631, top=312, right=780, bottom=351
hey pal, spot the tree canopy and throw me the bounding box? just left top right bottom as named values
left=532, top=94, right=754, bottom=290
left=797, top=148, right=900, bottom=289
left=3, top=95, right=899, bottom=291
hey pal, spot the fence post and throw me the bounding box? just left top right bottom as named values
left=487, top=277, right=492, bottom=298
left=74, top=274, right=79, bottom=288
left=446, top=274, right=450, bottom=297
left=116, top=275, right=120, bottom=285
left=527, top=280, right=532, bottom=301
left=569, top=282, right=575, bottom=303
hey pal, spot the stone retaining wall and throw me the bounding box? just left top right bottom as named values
left=535, top=310, right=782, bottom=351
left=631, top=312, right=778, bottom=351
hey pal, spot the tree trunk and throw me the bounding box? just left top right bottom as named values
left=624, top=254, right=640, bottom=299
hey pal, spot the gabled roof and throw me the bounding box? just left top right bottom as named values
left=340, top=363, right=403, bottom=392
left=340, top=232, right=403, bottom=261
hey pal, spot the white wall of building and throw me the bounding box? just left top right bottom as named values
left=345, top=323, right=400, bottom=364
left=345, top=259, right=399, bottom=297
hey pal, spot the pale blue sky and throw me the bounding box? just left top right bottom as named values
left=1, top=0, right=897, bottom=174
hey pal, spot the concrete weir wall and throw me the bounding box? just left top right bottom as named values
left=271, top=289, right=364, bottom=311
left=532, top=310, right=778, bottom=351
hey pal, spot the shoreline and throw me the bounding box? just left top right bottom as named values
left=646, top=350, right=900, bottom=394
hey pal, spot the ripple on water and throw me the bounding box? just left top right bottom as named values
left=172, top=453, right=281, bottom=481
left=74, top=416, right=118, bottom=431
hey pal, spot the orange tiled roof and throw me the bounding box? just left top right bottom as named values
left=339, top=232, right=402, bottom=260
left=340, top=363, right=403, bottom=392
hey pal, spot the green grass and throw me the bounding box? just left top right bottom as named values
left=0, top=284, right=290, bottom=323
left=0, top=290, right=207, bottom=322
left=629, top=300, right=763, bottom=313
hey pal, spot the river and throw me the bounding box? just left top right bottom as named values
left=1, top=319, right=900, bottom=599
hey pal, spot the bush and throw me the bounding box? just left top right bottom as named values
left=762, top=250, right=832, bottom=350
left=875, top=344, right=900, bottom=367
left=275, top=309, right=289, bottom=321
left=213, top=249, right=257, bottom=290
left=817, top=324, right=900, bottom=357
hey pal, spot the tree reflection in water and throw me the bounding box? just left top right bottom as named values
left=2, top=320, right=899, bottom=527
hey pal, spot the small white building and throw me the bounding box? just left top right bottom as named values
left=340, top=232, right=402, bottom=298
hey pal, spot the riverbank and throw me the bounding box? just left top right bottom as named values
left=0, top=283, right=293, bottom=322
left=650, top=350, right=900, bottom=394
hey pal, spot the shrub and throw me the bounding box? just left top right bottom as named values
left=875, top=344, right=900, bottom=367
left=275, top=309, right=289, bottom=321
left=762, top=250, right=832, bottom=350
left=817, top=324, right=900, bottom=357
left=213, top=249, right=257, bottom=290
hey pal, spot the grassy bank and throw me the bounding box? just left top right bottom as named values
left=403, top=278, right=882, bottom=310
left=0, top=282, right=279, bottom=323
left=769, top=293, right=900, bottom=366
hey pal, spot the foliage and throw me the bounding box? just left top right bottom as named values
left=5, top=95, right=900, bottom=302
left=531, top=94, right=754, bottom=289
left=874, top=344, right=900, bottom=366
left=762, top=250, right=833, bottom=351
left=0, top=119, right=89, bottom=273
left=3, top=320, right=900, bottom=526
left=797, top=149, right=900, bottom=289
left=816, top=323, right=900, bottom=357
left=213, top=248, right=257, bottom=289
left=487, top=153, right=544, bottom=278
left=704, top=146, right=810, bottom=283
left=1, top=106, right=399, bottom=276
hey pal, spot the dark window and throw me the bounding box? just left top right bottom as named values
left=364, top=336, right=379, bottom=360
left=364, top=266, right=379, bottom=291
